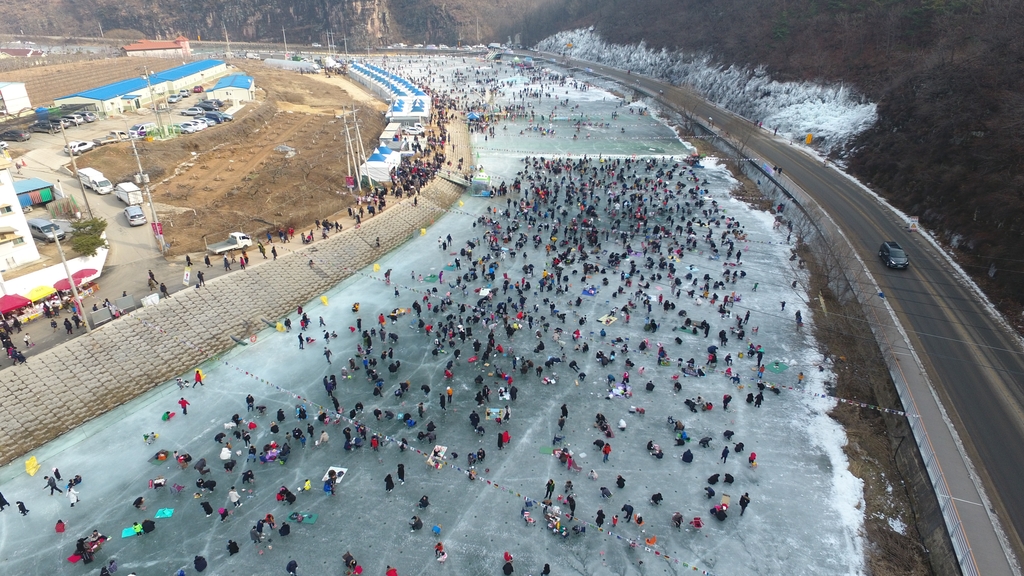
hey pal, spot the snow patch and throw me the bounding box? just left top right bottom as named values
left=536, top=29, right=877, bottom=152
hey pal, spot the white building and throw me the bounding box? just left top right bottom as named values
left=0, top=151, right=41, bottom=271
left=206, top=74, right=256, bottom=104
left=0, top=82, right=31, bottom=117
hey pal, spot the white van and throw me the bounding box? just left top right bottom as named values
left=129, top=122, right=158, bottom=139
left=77, top=167, right=113, bottom=195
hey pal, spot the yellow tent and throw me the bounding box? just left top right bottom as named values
left=26, top=286, right=56, bottom=301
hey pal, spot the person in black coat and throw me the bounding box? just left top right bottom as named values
left=227, top=540, right=240, bottom=555
left=194, top=555, right=208, bottom=572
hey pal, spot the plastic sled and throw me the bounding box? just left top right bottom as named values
left=720, top=494, right=731, bottom=507
left=121, top=527, right=138, bottom=538
left=67, top=555, right=82, bottom=563
left=155, top=508, right=174, bottom=518
left=288, top=511, right=319, bottom=524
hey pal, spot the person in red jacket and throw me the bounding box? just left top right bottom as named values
left=178, top=397, right=190, bottom=415
left=602, top=442, right=612, bottom=462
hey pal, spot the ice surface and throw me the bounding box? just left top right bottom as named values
left=0, top=56, right=864, bottom=576
left=536, top=30, right=878, bottom=152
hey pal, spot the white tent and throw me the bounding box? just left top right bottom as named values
left=376, top=146, right=401, bottom=167
left=360, top=153, right=391, bottom=183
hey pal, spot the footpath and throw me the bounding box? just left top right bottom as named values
left=0, top=119, right=472, bottom=467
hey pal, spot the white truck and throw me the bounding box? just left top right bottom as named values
left=114, top=182, right=144, bottom=205
left=77, top=167, right=114, bottom=195
left=206, top=232, right=253, bottom=254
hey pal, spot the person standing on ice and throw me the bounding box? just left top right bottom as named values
left=385, top=474, right=395, bottom=492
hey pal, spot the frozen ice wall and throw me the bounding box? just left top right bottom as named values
left=536, top=29, right=878, bottom=152
left=0, top=56, right=864, bottom=576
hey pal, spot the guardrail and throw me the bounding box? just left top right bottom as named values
left=682, top=116, right=980, bottom=576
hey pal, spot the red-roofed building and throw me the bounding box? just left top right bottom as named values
left=0, top=48, right=44, bottom=58
left=122, top=36, right=192, bottom=58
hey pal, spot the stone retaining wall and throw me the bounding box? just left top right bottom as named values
left=0, top=120, right=472, bottom=466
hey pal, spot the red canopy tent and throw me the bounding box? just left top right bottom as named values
left=0, top=294, right=32, bottom=315
left=53, top=269, right=99, bottom=291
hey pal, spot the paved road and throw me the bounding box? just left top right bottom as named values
left=538, top=52, right=1024, bottom=572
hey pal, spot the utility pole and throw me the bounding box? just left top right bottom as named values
left=282, top=27, right=288, bottom=58
left=58, top=122, right=94, bottom=219
left=128, top=133, right=166, bottom=255
left=99, top=23, right=104, bottom=38
left=351, top=104, right=368, bottom=176
left=224, top=24, right=231, bottom=59
left=342, top=114, right=354, bottom=184
left=53, top=231, right=91, bottom=332
left=141, top=70, right=165, bottom=135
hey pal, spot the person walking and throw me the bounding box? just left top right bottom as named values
left=160, top=283, right=170, bottom=299
left=286, top=559, right=299, bottom=575
left=197, top=270, right=205, bottom=287
left=178, top=397, right=190, bottom=415
left=67, top=487, right=79, bottom=507
left=193, top=370, right=204, bottom=387
left=602, top=442, right=612, bottom=462
left=397, top=463, right=405, bottom=484
left=497, top=431, right=505, bottom=450
left=298, top=334, right=304, bottom=349
left=205, top=254, right=212, bottom=268
left=64, top=318, right=74, bottom=335
left=721, top=446, right=729, bottom=463
left=385, top=474, right=395, bottom=492
left=272, top=246, right=278, bottom=260
left=544, top=479, right=555, bottom=499
left=44, top=475, right=63, bottom=495
left=229, top=487, right=241, bottom=507
left=0, top=490, right=10, bottom=511
left=739, top=493, right=751, bottom=515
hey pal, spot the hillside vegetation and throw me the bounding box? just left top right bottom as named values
left=1, top=0, right=1021, bottom=318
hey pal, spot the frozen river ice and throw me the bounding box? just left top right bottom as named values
left=0, top=56, right=864, bottom=576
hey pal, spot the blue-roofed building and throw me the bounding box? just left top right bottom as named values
left=54, top=60, right=228, bottom=118
left=206, top=74, right=256, bottom=103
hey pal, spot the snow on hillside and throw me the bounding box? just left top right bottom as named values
left=536, top=29, right=877, bottom=152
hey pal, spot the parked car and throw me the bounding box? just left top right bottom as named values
left=0, top=129, right=31, bottom=142
left=193, top=85, right=205, bottom=93
left=182, top=120, right=208, bottom=132
left=196, top=101, right=218, bottom=112
left=205, top=111, right=233, bottom=123
left=61, top=114, right=85, bottom=126
left=206, top=98, right=225, bottom=108
left=181, top=107, right=206, bottom=116
left=878, top=241, right=909, bottom=269
left=64, top=140, right=95, bottom=156
left=29, top=121, right=59, bottom=134
left=402, top=122, right=425, bottom=135
left=175, top=122, right=197, bottom=134
left=312, top=42, right=322, bottom=47
left=124, top=205, right=147, bottom=226
left=27, top=218, right=66, bottom=242
left=81, top=112, right=99, bottom=123
left=202, top=113, right=225, bottom=125
left=179, top=89, right=191, bottom=98
left=168, top=94, right=183, bottom=104
left=128, top=123, right=157, bottom=139
left=206, top=232, right=252, bottom=254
